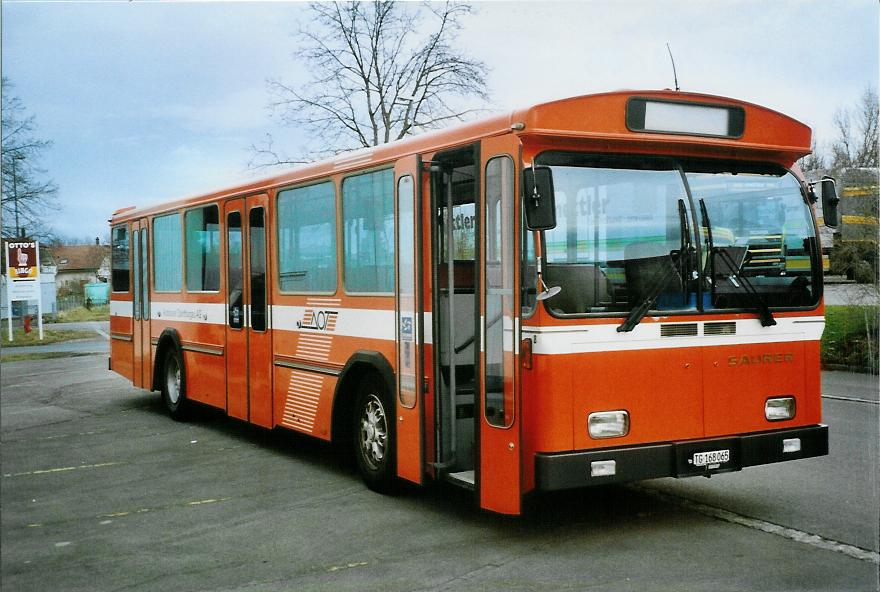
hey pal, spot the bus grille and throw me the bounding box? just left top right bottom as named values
left=660, top=323, right=698, bottom=337
left=704, top=322, right=737, bottom=336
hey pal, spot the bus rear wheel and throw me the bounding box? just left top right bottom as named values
left=161, top=348, right=188, bottom=421
left=353, top=375, right=397, bottom=493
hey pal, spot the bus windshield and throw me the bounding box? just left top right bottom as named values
left=538, top=152, right=820, bottom=317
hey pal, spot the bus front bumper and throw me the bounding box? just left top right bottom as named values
left=535, top=424, right=828, bottom=491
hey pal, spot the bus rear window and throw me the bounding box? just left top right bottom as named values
left=111, top=224, right=130, bottom=292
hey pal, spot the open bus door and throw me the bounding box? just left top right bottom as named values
left=478, top=137, right=522, bottom=515
left=394, top=155, right=424, bottom=485
left=427, top=139, right=522, bottom=513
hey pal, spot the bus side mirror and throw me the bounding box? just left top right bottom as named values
left=523, top=166, right=557, bottom=231
left=820, top=176, right=840, bottom=228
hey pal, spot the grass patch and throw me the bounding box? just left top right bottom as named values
left=1, top=327, right=99, bottom=348
left=1, top=351, right=98, bottom=362
left=821, top=305, right=879, bottom=373
left=55, top=305, right=109, bottom=322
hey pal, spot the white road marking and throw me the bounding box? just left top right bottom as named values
left=822, top=394, right=879, bottom=405
left=92, top=323, right=110, bottom=340
left=635, top=485, right=879, bottom=564
left=3, top=462, right=124, bottom=478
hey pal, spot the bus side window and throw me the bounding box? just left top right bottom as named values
left=227, top=211, right=243, bottom=329
left=111, top=224, right=130, bottom=293
left=249, top=208, right=267, bottom=332
left=342, top=169, right=395, bottom=294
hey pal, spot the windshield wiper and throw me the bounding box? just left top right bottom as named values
left=699, top=198, right=776, bottom=327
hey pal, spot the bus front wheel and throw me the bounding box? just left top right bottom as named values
left=353, top=375, right=397, bottom=493
left=161, top=348, right=189, bottom=421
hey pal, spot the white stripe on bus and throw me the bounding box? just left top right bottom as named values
left=522, top=316, right=824, bottom=355
left=112, top=299, right=823, bottom=354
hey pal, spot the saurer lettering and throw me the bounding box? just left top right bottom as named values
left=728, top=353, right=794, bottom=367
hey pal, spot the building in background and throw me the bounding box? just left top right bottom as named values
left=50, top=239, right=110, bottom=294
left=831, top=168, right=879, bottom=284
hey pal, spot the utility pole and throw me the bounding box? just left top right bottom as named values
left=9, top=153, right=26, bottom=326
left=11, top=153, right=25, bottom=237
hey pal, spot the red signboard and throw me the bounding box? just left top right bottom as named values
left=5, top=241, right=39, bottom=280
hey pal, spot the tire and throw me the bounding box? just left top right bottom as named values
left=352, top=374, right=397, bottom=493
left=161, top=347, right=188, bottom=421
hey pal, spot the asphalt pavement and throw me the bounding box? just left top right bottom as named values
left=1, top=321, right=109, bottom=356
left=1, top=355, right=877, bottom=592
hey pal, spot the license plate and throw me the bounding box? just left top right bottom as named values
left=692, top=449, right=730, bottom=467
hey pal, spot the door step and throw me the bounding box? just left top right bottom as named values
left=446, top=470, right=475, bottom=490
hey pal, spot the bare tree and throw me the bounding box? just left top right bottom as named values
left=825, top=87, right=879, bottom=300
left=249, top=1, right=489, bottom=169
left=830, top=86, right=878, bottom=172
left=797, top=140, right=826, bottom=179
left=1, top=77, right=59, bottom=239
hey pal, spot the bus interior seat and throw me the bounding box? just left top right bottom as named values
left=544, top=264, right=612, bottom=314
left=623, top=242, right=682, bottom=306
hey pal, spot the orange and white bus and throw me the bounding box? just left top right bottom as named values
left=109, top=90, right=838, bottom=515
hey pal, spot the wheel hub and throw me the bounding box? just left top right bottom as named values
left=166, top=358, right=181, bottom=404
left=359, top=394, right=387, bottom=470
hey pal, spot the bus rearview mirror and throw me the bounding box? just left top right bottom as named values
left=523, top=166, right=557, bottom=231
left=820, top=176, right=839, bottom=228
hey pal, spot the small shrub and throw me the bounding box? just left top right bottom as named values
left=821, top=305, right=879, bottom=373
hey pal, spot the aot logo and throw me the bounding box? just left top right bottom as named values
left=728, top=353, right=794, bottom=367
left=297, top=309, right=338, bottom=332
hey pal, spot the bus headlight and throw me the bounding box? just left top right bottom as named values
left=765, top=397, right=796, bottom=421
left=588, top=410, right=630, bottom=439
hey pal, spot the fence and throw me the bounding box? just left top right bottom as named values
left=56, top=295, right=85, bottom=313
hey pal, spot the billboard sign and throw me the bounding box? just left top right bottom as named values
left=5, top=240, right=43, bottom=340
left=6, top=241, right=39, bottom=280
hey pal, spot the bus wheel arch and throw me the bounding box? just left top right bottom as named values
left=153, top=329, right=188, bottom=420
left=331, top=352, right=396, bottom=489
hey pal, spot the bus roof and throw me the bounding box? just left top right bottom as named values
left=111, top=89, right=812, bottom=223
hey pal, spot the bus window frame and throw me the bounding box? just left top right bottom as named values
left=183, top=203, right=222, bottom=294
left=111, top=222, right=132, bottom=294
left=151, top=211, right=184, bottom=294
left=274, top=178, right=339, bottom=296
left=340, top=165, right=396, bottom=297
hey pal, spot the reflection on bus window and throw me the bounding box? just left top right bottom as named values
left=111, top=224, right=130, bottom=292
left=688, top=169, right=818, bottom=309
left=227, top=211, right=243, bottom=329
left=185, top=205, right=220, bottom=292
left=540, top=153, right=694, bottom=315
left=249, top=208, right=267, bottom=332
left=343, top=169, right=395, bottom=293
left=278, top=182, right=337, bottom=293
left=153, top=213, right=182, bottom=292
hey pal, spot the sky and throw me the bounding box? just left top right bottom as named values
left=2, top=0, right=878, bottom=241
